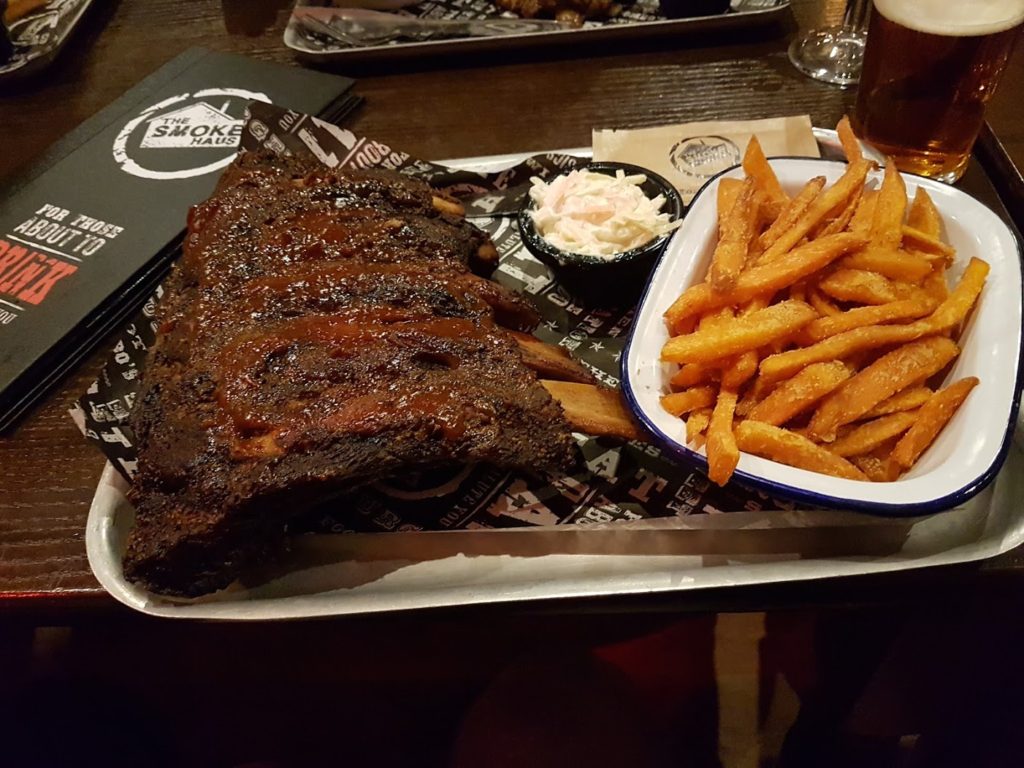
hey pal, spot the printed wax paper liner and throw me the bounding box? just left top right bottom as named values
left=72, top=101, right=797, bottom=536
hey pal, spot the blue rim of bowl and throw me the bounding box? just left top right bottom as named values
left=619, top=155, right=1024, bottom=517
left=517, top=161, right=685, bottom=268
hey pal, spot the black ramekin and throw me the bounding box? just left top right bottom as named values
left=517, top=161, right=684, bottom=306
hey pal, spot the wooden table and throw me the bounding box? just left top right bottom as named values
left=2, top=0, right=1023, bottom=620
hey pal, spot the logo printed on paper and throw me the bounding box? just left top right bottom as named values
left=669, top=135, right=741, bottom=180
left=248, top=119, right=270, bottom=142
left=113, top=88, right=270, bottom=180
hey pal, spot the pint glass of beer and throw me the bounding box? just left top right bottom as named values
left=854, top=0, right=1024, bottom=182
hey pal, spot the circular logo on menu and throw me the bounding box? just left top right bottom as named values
left=669, top=135, right=741, bottom=181
left=113, top=88, right=270, bottom=181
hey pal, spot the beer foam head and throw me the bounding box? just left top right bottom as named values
left=874, top=0, right=1024, bottom=36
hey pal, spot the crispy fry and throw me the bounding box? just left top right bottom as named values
left=717, top=177, right=744, bottom=219
left=870, top=162, right=908, bottom=249
left=851, top=452, right=892, bottom=482
left=807, top=337, right=960, bottom=442
left=664, top=233, right=866, bottom=331
left=670, top=363, right=717, bottom=389
left=735, top=421, right=867, bottom=480
left=844, top=350, right=874, bottom=371
left=741, top=295, right=769, bottom=314
left=699, top=306, right=735, bottom=331
left=758, top=159, right=872, bottom=263
left=736, top=401, right=758, bottom=425
left=907, top=248, right=949, bottom=264
left=861, top=386, right=933, bottom=419
left=661, top=386, right=718, bottom=417
left=922, top=265, right=950, bottom=304
left=926, top=257, right=989, bottom=331
left=722, top=350, right=760, bottom=390
left=747, top=361, right=851, bottom=426
left=890, top=377, right=979, bottom=471
left=848, top=189, right=878, bottom=239
left=801, top=297, right=936, bottom=342
left=883, top=460, right=904, bottom=482
left=759, top=177, right=826, bottom=251
left=836, top=116, right=863, bottom=163
left=686, top=407, right=713, bottom=445
left=829, top=411, right=918, bottom=457
left=542, top=381, right=642, bottom=441
left=719, top=302, right=765, bottom=389
left=662, top=300, right=816, bottom=364
left=673, top=316, right=698, bottom=336
left=742, top=135, right=788, bottom=210
left=808, top=288, right=842, bottom=317
left=838, top=248, right=933, bottom=282
left=818, top=268, right=906, bottom=305
left=902, top=225, right=955, bottom=259
left=747, top=238, right=766, bottom=265
left=907, top=188, right=941, bottom=239
left=759, top=322, right=927, bottom=387
left=710, top=178, right=759, bottom=292
left=816, top=186, right=863, bottom=237
left=706, top=390, right=740, bottom=486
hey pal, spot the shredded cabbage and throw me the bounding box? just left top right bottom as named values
left=529, top=169, right=680, bottom=259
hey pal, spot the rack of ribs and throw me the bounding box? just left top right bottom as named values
left=124, top=151, right=590, bottom=597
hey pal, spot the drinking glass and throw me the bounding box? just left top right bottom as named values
left=853, top=0, right=1024, bottom=182
left=788, top=0, right=871, bottom=86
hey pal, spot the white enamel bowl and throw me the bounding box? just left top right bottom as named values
left=622, top=158, right=1023, bottom=515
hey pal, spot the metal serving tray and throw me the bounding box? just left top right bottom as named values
left=283, top=0, right=790, bottom=64
left=83, top=140, right=1024, bottom=620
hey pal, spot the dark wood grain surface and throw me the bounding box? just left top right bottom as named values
left=2, top=0, right=1023, bottom=616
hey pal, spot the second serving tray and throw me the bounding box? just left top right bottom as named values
left=284, top=0, right=791, bottom=64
